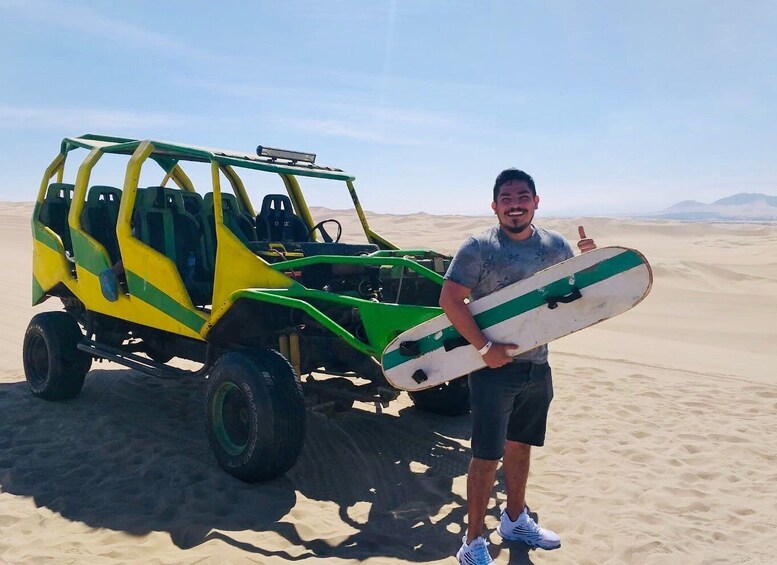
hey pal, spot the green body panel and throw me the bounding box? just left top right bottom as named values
left=382, top=249, right=645, bottom=371
left=269, top=254, right=444, bottom=285
left=232, top=287, right=441, bottom=356
left=70, top=230, right=111, bottom=276
left=125, top=271, right=207, bottom=335
left=32, top=275, right=45, bottom=304
left=370, top=249, right=437, bottom=257
left=32, top=220, right=63, bottom=254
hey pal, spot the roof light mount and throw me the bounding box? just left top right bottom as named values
left=257, top=145, right=316, bottom=164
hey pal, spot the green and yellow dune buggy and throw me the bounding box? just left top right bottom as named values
left=25, top=134, right=469, bottom=481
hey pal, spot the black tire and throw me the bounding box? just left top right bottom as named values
left=22, top=311, right=91, bottom=400
left=409, top=377, right=470, bottom=417
left=205, top=349, right=306, bottom=482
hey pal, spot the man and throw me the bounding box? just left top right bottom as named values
left=441, top=168, right=596, bottom=565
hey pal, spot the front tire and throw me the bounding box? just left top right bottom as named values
left=205, top=349, right=306, bottom=482
left=22, top=311, right=91, bottom=400
left=409, top=377, right=470, bottom=416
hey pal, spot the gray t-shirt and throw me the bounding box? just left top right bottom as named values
left=444, top=225, right=574, bottom=364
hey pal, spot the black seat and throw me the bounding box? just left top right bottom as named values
left=133, top=186, right=212, bottom=305
left=203, top=192, right=256, bottom=246
left=81, top=185, right=122, bottom=264
left=180, top=191, right=216, bottom=273
left=39, top=182, right=75, bottom=255
left=255, top=194, right=309, bottom=242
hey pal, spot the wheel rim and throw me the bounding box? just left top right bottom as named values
left=212, top=381, right=250, bottom=456
left=25, top=333, right=49, bottom=388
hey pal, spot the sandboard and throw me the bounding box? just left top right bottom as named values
left=381, top=246, right=652, bottom=391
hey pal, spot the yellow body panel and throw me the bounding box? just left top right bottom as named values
left=112, top=142, right=207, bottom=338
left=32, top=152, right=72, bottom=300
left=73, top=267, right=206, bottom=339
left=32, top=235, right=75, bottom=293
left=206, top=165, right=294, bottom=333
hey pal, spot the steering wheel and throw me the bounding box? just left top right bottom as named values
left=309, top=219, right=342, bottom=243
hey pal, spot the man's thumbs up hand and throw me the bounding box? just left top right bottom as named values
left=577, top=225, right=597, bottom=253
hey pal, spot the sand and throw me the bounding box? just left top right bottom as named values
left=2, top=202, right=776, bottom=564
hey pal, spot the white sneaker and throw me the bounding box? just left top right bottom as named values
left=498, top=507, right=561, bottom=550
left=456, top=535, right=494, bottom=565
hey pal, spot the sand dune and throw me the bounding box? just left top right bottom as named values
left=2, top=203, right=776, bottom=563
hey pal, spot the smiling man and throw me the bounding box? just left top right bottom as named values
left=440, top=168, right=595, bottom=564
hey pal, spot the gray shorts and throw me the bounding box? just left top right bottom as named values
left=468, top=361, right=554, bottom=460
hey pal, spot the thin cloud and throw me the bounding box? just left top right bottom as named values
left=0, top=103, right=193, bottom=130
left=182, top=73, right=521, bottom=125
left=0, top=0, right=226, bottom=64
left=180, top=78, right=309, bottom=102
left=326, top=102, right=454, bottom=129
left=182, top=78, right=460, bottom=141
left=276, top=117, right=423, bottom=146
left=273, top=101, right=458, bottom=145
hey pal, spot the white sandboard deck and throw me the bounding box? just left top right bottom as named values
left=381, top=246, right=652, bottom=391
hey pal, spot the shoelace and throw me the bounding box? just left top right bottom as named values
left=521, top=514, right=541, bottom=533
left=468, top=539, right=491, bottom=565
left=505, top=512, right=542, bottom=539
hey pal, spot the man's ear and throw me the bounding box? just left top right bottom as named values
left=534, top=195, right=540, bottom=209
left=491, top=201, right=497, bottom=213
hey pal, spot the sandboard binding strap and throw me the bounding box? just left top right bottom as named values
left=400, top=340, right=421, bottom=357
left=544, top=286, right=582, bottom=309
left=411, top=369, right=428, bottom=384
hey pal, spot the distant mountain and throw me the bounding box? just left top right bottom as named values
left=648, top=193, right=777, bottom=221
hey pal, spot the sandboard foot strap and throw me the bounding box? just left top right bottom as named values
left=412, top=369, right=428, bottom=384
left=443, top=336, right=469, bottom=351
left=545, top=286, right=582, bottom=309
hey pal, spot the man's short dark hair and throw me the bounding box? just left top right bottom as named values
left=493, top=168, right=536, bottom=201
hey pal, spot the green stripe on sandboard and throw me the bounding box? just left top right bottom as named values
left=383, top=249, right=644, bottom=371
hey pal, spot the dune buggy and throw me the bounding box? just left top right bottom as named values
left=25, top=134, right=469, bottom=482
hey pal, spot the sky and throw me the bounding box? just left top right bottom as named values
left=1, top=0, right=775, bottom=216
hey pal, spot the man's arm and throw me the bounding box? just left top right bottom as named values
left=439, top=279, right=515, bottom=369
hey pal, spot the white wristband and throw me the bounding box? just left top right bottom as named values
left=477, top=340, right=493, bottom=356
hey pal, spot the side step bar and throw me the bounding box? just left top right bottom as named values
left=77, top=339, right=213, bottom=380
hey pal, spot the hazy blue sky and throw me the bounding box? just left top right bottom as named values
left=1, top=0, right=775, bottom=215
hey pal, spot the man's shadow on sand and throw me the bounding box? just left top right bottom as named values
left=0, top=369, right=535, bottom=564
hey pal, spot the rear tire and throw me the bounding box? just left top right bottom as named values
left=22, top=311, right=91, bottom=400
left=409, top=377, right=470, bottom=416
left=205, top=349, right=306, bottom=482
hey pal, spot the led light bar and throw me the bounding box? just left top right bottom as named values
left=257, top=145, right=316, bottom=163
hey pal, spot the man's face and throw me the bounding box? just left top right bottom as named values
left=491, top=179, right=540, bottom=238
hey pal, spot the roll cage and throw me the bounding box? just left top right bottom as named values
left=31, top=134, right=446, bottom=358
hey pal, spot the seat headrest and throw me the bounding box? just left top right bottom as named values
left=213, top=192, right=239, bottom=211
left=179, top=191, right=203, bottom=214
left=259, top=194, right=294, bottom=215
left=203, top=192, right=241, bottom=213
left=45, top=183, right=75, bottom=203
left=87, top=185, right=121, bottom=203
left=142, top=186, right=184, bottom=210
